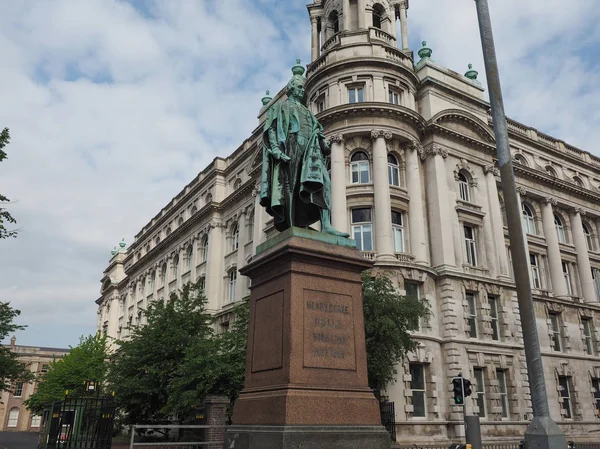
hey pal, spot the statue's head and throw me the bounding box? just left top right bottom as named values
left=286, top=75, right=306, bottom=103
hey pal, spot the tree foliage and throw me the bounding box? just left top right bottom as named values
left=362, top=272, right=429, bottom=390
left=0, top=128, right=18, bottom=239
left=25, top=334, right=110, bottom=414
left=0, top=302, right=34, bottom=392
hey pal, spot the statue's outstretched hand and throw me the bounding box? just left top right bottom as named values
left=271, top=148, right=291, bottom=162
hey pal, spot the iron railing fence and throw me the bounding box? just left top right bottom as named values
left=129, top=424, right=227, bottom=449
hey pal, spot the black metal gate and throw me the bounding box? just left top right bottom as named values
left=38, top=397, right=115, bottom=449
left=373, top=389, right=396, bottom=441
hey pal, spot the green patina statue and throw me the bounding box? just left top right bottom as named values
left=259, top=60, right=349, bottom=237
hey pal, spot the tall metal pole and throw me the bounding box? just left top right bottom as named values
left=473, top=1, right=566, bottom=448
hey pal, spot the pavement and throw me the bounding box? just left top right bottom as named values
left=0, top=432, right=40, bottom=449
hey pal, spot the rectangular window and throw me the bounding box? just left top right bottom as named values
left=405, top=282, right=419, bottom=300
left=592, top=377, right=600, bottom=417
left=582, top=318, right=595, bottom=355
left=530, top=254, right=542, bottom=289
left=458, top=177, right=470, bottom=202
left=464, top=225, right=477, bottom=266
left=497, top=369, right=509, bottom=418
left=41, top=364, right=49, bottom=373
left=466, top=293, right=478, bottom=338
left=474, top=368, right=486, bottom=418
left=316, top=96, right=325, bottom=113
left=549, top=313, right=563, bottom=352
left=7, top=409, right=19, bottom=427
left=592, top=268, right=600, bottom=301
left=558, top=376, right=573, bottom=419
left=351, top=208, right=373, bottom=252
left=489, top=296, right=500, bottom=341
left=409, top=363, right=426, bottom=418
left=391, top=210, right=404, bottom=253
left=562, top=261, right=572, bottom=296
left=348, top=86, right=364, bottom=103
left=14, top=382, right=23, bottom=397
left=198, top=276, right=206, bottom=293
left=351, top=159, right=370, bottom=184
left=388, top=90, right=400, bottom=105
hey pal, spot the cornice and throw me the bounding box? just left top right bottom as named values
left=317, top=102, right=426, bottom=134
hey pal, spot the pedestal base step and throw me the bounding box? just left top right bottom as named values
left=224, top=424, right=391, bottom=449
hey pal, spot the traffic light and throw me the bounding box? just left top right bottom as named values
left=463, top=378, right=473, bottom=398
left=452, top=377, right=464, bottom=405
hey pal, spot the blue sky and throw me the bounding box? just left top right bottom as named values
left=1, top=0, right=600, bottom=348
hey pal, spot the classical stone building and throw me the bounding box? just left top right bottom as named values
left=0, top=337, right=69, bottom=432
left=96, top=0, right=600, bottom=443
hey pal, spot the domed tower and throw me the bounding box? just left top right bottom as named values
left=305, top=0, right=425, bottom=266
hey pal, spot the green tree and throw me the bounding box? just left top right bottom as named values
left=0, top=302, right=34, bottom=392
left=362, top=272, right=429, bottom=390
left=165, top=298, right=249, bottom=420
left=25, top=334, right=109, bottom=414
left=0, top=128, right=18, bottom=239
left=108, top=281, right=215, bottom=425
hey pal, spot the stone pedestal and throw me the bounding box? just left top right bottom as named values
left=225, top=227, right=390, bottom=449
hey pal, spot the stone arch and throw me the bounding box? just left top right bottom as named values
left=429, top=109, right=496, bottom=144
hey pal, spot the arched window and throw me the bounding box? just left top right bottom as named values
left=160, top=263, right=167, bottom=286
left=234, top=178, right=242, bottom=190
left=387, top=154, right=400, bottom=186
left=206, top=193, right=213, bottom=203
left=372, top=3, right=386, bottom=29
left=231, top=223, right=240, bottom=251
left=178, top=217, right=184, bottom=227
left=198, top=275, right=206, bottom=292
left=329, top=10, right=339, bottom=34
left=155, top=236, right=161, bottom=245
left=228, top=269, right=237, bottom=303
left=185, top=245, right=193, bottom=271
left=522, top=203, right=536, bottom=235
left=546, top=166, right=557, bottom=178
left=166, top=227, right=172, bottom=236
left=145, top=244, right=151, bottom=254
left=554, top=213, right=566, bottom=243
left=172, top=255, right=179, bottom=280
left=514, top=154, right=528, bottom=167
left=350, top=151, right=370, bottom=184
left=191, top=205, right=198, bottom=215
left=573, top=176, right=584, bottom=187
left=583, top=222, right=594, bottom=251
left=200, top=234, right=209, bottom=262
left=457, top=172, right=470, bottom=202
left=7, top=408, right=19, bottom=427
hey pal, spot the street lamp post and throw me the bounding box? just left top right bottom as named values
left=473, top=1, right=567, bottom=448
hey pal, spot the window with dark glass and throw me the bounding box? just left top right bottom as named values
left=497, top=369, right=509, bottom=418
left=464, top=225, right=477, bottom=266
left=489, top=296, right=500, bottom=341
left=409, top=363, right=426, bottom=417
left=582, top=318, right=595, bottom=355
left=549, top=313, right=563, bottom=352
left=388, top=154, right=400, bottom=186
left=351, top=208, right=373, bottom=252
left=474, top=368, right=486, bottom=418
left=466, top=292, right=478, bottom=338
left=558, top=376, right=573, bottom=419
left=348, top=86, right=364, bottom=103
left=350, top=151, right=370, bottom=184
left=391, top=210, right=404, bottom=253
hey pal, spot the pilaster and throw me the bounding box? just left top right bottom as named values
left=371, top=129, right=395, bottom=261
left=342, top=0, right=351, bottom=31
left=206, top=223, right=225, bottom=311
left=406, top=142, right=428, bottom=265
left=310, top=16, right=319, bottom=61
left=420, top=145, right=455, bottom=269
left=570, top=208, right=596, bottom=302
left=484, top=165, right=510, bottom=279
left=540, top=197, right=568, bottom=298
left=328, top=134, right=348, bottom=234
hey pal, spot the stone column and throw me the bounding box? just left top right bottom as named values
left=310, top=17, right=319, bottom=61
left=236, top=213, right=247, bottom=302
left=329, top=134, right=348, bottom=234
left=358, top=0, right=366, bottom=29
left=398, top=0, right=409, bottom=50
left=388, top=9, right=397, bottom=41
left=421, top=145, right=455, bottom=268
left=371, top=130, right=395, bottom=261
left=540, top=197, right=568, bottom=297
left=570, top=208, right=596, bottom=302
left=515, top=187, right=531, bottom=276
left=343, top=0, right=351, bottom=31
left=205, top=223, right=225, bottom=311
left=485, top=165, right=510, bottom=278
left=406, top=143, right=428, bottom=265
left=252, top=186, right=264, bottom=250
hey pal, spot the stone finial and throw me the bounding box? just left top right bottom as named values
left=465, top=63, right=479, bottom=81
left=291, top=59, right=305, bottom=76
left=418, top=41, right=432, bottom=59
left=261, top=90, right=272, bottom=106
left=119, top=238, right=127, bottom=249
left=111, top=246, right=118, bottom=256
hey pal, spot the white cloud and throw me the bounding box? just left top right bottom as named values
left=0, top=0, right=598, bottom=346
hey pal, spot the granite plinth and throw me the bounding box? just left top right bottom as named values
left=226, top=231, right=389, bottom=448
left=225, top=425, right=391, bottom=449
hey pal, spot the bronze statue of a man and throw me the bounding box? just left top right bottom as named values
left=259, top=60, right=348, bottom=237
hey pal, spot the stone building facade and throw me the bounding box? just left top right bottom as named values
left=0, top=337, right=69, bottom=432
left=96, top=0, right=600, bottom=443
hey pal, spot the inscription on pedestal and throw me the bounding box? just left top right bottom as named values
left=303, top=289, right=356, bottom=370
